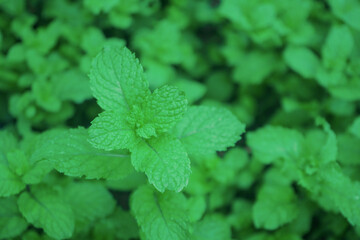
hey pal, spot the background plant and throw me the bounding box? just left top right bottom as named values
left=0, top=0, right=360, bottom=239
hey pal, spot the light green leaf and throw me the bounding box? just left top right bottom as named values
left=33, top=128, right=134, bottom=180
left=0, top=130, right=18, bottom=163
left=316, top=118, right=337, bottom=164
left=7, top=150, right=29, bottom=176
left=318, top=163, right=360, bottom=227
left=0, top=197, right=28, bottom=239
left=64, top=182, right=116, bottom=225
left=51, top=70, right=92, bottom=104
left=247, top=126, right=304, bottom=164
left=131, top=185, right=190, bottom=240
left=0, top=164, right=25, bottom=197
left=191, top=215, right=231, bottom=240
left=322, top=25, right=353, bottom=71
left=89, top=110, right=138, bottom=151
left=22, top=160, right=53, bottom=185
left=89, top=46, right=150, bottom=112
left=253, top=184, right=299, bottom=230
left=144, top=85, right=187, bottom=133
left=329, top=0, right=360, bottom=31
left=172, top=106, right=245, bottom=156
left=18, top=186, right=75, bottom=239
left=132, top=135, right=190, bottom=192
left=284, top=46, right=319, bottom=79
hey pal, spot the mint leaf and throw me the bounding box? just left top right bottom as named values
left=34, top=128, right=134, bottom=180
left=132, top=135, right=191, bottom=192
left=322, top=25, right=353, bottom=71
left=89, top=46, right=150, bottom=112
left=0, top=130, right=17, bottom=164
left=18, top=186, right=75, bottom=239
left=0, top=164, right=25, bottom=197
left=253, top=184, right=299, bottom=230
left=130, top=185, right=190, bottom=240
left=284, top=46, right=319, bottom=79
left=144, top=85, right=187, bottom=133
left=247, top=126, right=305, bottom=164
left=63, top=182, right=116, bottom=225
left=191, top=215, right=232, bottom=240
left=172, top=106, right=245, bottom=156
left=0, top=197, right=28, bottom=239
left=89, top=110, right=138, bottom=151
left=317, top=163, right=360, bottom=227
left=315, top=118, right=337, bottom=164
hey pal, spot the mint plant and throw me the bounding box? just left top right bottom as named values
left=1, top=0, right=360, bottom=239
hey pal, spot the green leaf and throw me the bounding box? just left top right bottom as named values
left=349, top=116, right=360, bottom=139
left=317, top=163, right=360, bottom=227
left=84, top=0, right=119, bottom=14
left=284, top=46, right=319, bottom=79
left=18, top=186, right=75, bottom=239
left=131, top=185, right=190, bottom=240
left=337, top=133, right=360, bottom=165
left=64, top=182, right=116, bottom=225
left=89, top=46, right=150, bottom=112
left=89, top=110, right=138, bottom=151
left=144, top=85, right=188, bottom=133
left=253, top=184, right=299, bottom=230
left=94, top=208, right=139, bottom=240
left=172, top=106, right=245, bottom=156
left=328, top=0, right=360, bottom=31
left=0, top=130, right=18, bottom=164
left=322, top=25, right=353, bottom=71
left=315, top=118, right=337, bottom=164
left=51, top=70, right=92, bottom=104
left=191, top=215, right=231, bottom=240
left=247, top=126, right=304, bottom=164
left=33, top=128, right=134, bottom=180
left=0, top=197, right=28, bottom=239
left=0, top=164, right=25, bottom=197
left=7, top=149, right=29, bottom=177
left=132, top=135, right=191, bottom=192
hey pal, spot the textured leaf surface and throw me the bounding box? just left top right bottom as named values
left=318, top=164, right=360, bottom=227
left=131, top=185, right=190, bottom=240
left=64, top=182, right=116, bottom=224
left=0, top=197, right=28, bottom=239
left=247, top=126, right=305, bottom=164
left=33, top=128, right=134, bottom=180
left=132, top=135, right=190, bottom=192
left=89, top=46, right=149, bottom=112
left=144, top=85, right=187, bottom=133
left=18, top=186, right=75, bottom=239
left=89, top=110, right=138, bottom=151
left=172, top=106, right=245, bottom=156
